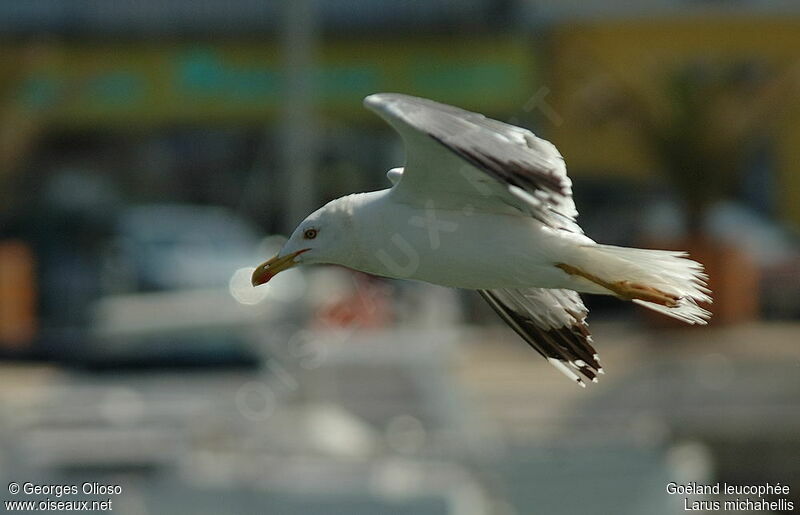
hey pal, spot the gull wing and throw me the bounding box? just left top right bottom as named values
left=479, top=288, right=602, bottom=386
left=364, top=93, right=581, bottom=233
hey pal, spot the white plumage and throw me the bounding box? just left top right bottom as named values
left=252, top=93, right=711, bottom=387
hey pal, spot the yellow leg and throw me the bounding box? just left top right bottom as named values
left=556, top=263, right=680, bottom=308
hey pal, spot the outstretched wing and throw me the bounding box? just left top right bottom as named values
left=479, top=288, right=602, bottom=386
left=364, top=92, right=581, bottom=233
left=365, top=93, right=597, bottom=385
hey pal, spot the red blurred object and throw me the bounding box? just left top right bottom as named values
left=643, top=238, right=760, bottom=327
left=313, top=274, right=393, bottom=329
left=0, top=240, right=37, bottom=349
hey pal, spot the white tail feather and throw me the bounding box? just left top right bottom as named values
left=582, top=244, right=712, bottom=324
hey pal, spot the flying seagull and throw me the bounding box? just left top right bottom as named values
left=252, top=93, right=711, bottom=387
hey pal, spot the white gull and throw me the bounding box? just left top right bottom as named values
left=252, top=93, right=711, bottom=387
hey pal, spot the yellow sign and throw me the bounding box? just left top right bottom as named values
left=4, top=37, right=537, bottom=126
left=548, top=18, right=800, bottom=227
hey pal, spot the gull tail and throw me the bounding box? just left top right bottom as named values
left=559, top=244, right=712, bottom=325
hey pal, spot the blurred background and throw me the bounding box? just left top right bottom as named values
left=1, top=1, right=799, bottom=514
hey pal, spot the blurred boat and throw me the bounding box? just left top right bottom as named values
left=80, top=204, right=300, bottom=368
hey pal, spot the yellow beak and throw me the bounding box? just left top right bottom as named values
left=251, top=249, right=309, bottom=286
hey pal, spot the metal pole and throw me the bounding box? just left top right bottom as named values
left=280, top=0, right=318, bottom=234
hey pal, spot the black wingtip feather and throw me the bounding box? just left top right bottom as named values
left=479, top=289, right=602, bottom=384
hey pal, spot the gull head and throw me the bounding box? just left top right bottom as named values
left=251, top=197, right=354, bottom=286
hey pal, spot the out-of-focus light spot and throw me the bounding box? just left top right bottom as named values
left=235, top=381, right=276, bottom=421
left=307, top=404, right=377, bottom=457
left=666, top=440, right=714, bottom=483
left=229, top=267, right=270, bottom=305
left=229, top=266, right=307, bottom=305
left=232, top=235, right=307, bottom=304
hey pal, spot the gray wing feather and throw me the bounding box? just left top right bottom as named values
left=364, top=93, right=581, bottom=233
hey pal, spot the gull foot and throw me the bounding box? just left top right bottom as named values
left=612, top=281, right=680, bottom=307
left=556, top=263, right=680, bottom=307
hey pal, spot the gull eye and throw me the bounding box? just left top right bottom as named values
left=303, top=228, right=318, bottom=240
